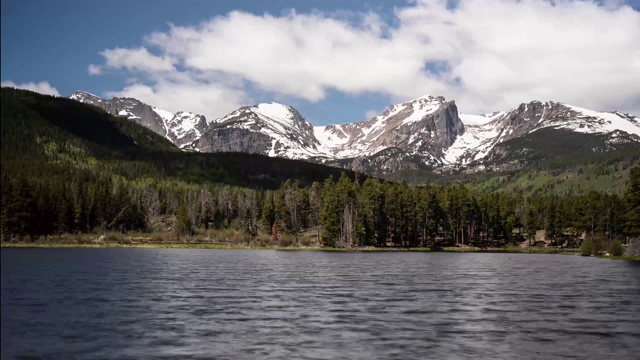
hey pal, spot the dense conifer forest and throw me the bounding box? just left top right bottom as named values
left=2, top=88, right=639, bottom=250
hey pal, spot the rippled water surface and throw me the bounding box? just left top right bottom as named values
left=2, top=249, right=640, bottom=359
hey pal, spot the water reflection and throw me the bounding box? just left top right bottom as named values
left=2, top=249, right=640, bottom=359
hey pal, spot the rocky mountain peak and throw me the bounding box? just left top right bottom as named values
left=443, top=99, right=640, bottom=169
left=69, top=90, right=640, bottom=177
left=250, top=103, right=313, bottom=133
left=70, top=91, right=104, bottom=103
left=196, top=102, right=324, bottom=159
left=69, top=90, right=208, bottom=148
left=411, top=94, right=446, bottom=102
left=314, top=95, right=463, bottom=168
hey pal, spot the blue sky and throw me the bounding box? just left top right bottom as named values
left=2, top=0, right=640, bottom=125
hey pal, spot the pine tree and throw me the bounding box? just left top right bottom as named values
left=624, top=166, right=640, bottom=238
left=308, top=181, right=322, bottom=245
left=333, top=173, right=357, bottom=246
left=320, top=176, right=340, bottom=247
left=261, top=190, right=276, bottom=238
left=545, top=196, right=558, bottom=240
left=174, top=205, right=192, bottom=241
left=284, top=180, right=302, bottom=242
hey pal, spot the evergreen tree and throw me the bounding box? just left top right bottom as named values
left=174, top=205, right=192, bottom=240
left=545, top=196, right=558, bottom=240
left=261, top=191, right=276, bottom=238
left=624, top=166, right=640, bottom=238
left=320, top=176, right=340, bottom=247
left=308, top=181, right=322, bottom=244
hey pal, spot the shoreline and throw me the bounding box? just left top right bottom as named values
left=0, top=242, right=578, bottom=253
left=3, top=242, right=637, bottom=260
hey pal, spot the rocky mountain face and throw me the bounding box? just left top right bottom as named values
left=444, top=101, right=640, bottom=170
left=195, top=103, right=324, bottom=159
left=70, top=91, right=208, bottom=148
left=315, top=95, right=464, bottom=169
left=70, top=91, right=640, bottom=177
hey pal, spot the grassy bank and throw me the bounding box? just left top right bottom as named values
left=0, top=242, right=398, bottom=251
left=1, top=241, right=585, bottom=255
left=597, top=255, right=640, bottom=261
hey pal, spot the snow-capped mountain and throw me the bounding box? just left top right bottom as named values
left=194, top=103, right=325, bottom=159
left=70, top=91, right=207, bottom=148
left=315, top=95, right=463, bottom=165
left=70, top=91, right=640, bottom=177
left=444, top=101, right=640, bottom=167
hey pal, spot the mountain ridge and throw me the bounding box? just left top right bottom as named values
left=3, top=87, right=359, bottom=190
left=68, top=90, right=640, bottom=178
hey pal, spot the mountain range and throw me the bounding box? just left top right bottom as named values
left=70, top=91, right=640, bottom=178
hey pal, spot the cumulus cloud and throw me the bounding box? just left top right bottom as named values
left=92, top=0, right=640, bottom=121
left=1, top=80, right=60, bottom=96
left=94, top=47, right=175, bottom=74
left=105, top=80, right=246, bottom=120
left=88, top=64, right=102, bottom=75
left=364, top=109, right=381, bottom=120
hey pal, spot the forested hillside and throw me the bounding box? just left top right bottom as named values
left=1, top=88, right=639, bottom=251
left=0, top=88, right=358, bottom=238
left=389, top=127, right=640, bottom=194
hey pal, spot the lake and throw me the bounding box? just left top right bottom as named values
left=2, top=249, right=639, bottom=359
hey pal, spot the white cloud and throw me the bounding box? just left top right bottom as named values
left=88, top=64, right=102, bottom=75
left=1, top=80, right=60, bottom=96
left=364, top=109, right=380, bottom=120
left=106, top=80, right=246, bottom=120
left=99, top=47, right=175, bottom=74
left=393, top=0, right=640, bottom=114
left=92, top=0, right=640, bottom=121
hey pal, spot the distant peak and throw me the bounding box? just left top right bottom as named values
left=253, top=102, right=292, bottom=113
left=112, top=96, right=142, bottom=102
left=524, top=100, right=561, bottom=106
left=249, top=102, right=302, bottom=123
left=70, top=90, right=103, bottom=99
left=175, top=110, right=198, bottom=116
left=254, top=102, right=290, bottom=109
left=409, top=94, right=446, bottom=103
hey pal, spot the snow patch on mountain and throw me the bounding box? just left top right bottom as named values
left=459, top=113, right=496, bottom=126
left=446, top=102, right=640, bottom=166
left=535, top=104, right=640, bottom=136
left=70, top=90, right=640, bottom=174
left=151, top=106, right=173, bottom=140
left=147, top=105, right=206, bottom=145
left=444, top=125, right=497, bottom=164
left=314, top=125, right=350, bottom=152
left=70, top=91, right=103, bottom=103
left=317, top=95, right=453, bottom=159
left=206, top=102, right=326, bottom=159
left=70, top=91, right=207, bottom=147
left=254, top=103, right=296, bottom=122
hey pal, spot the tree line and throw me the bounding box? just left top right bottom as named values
left=3, top=165, right=638, bottom=247
left=1, top=87, right=638, bottom=247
